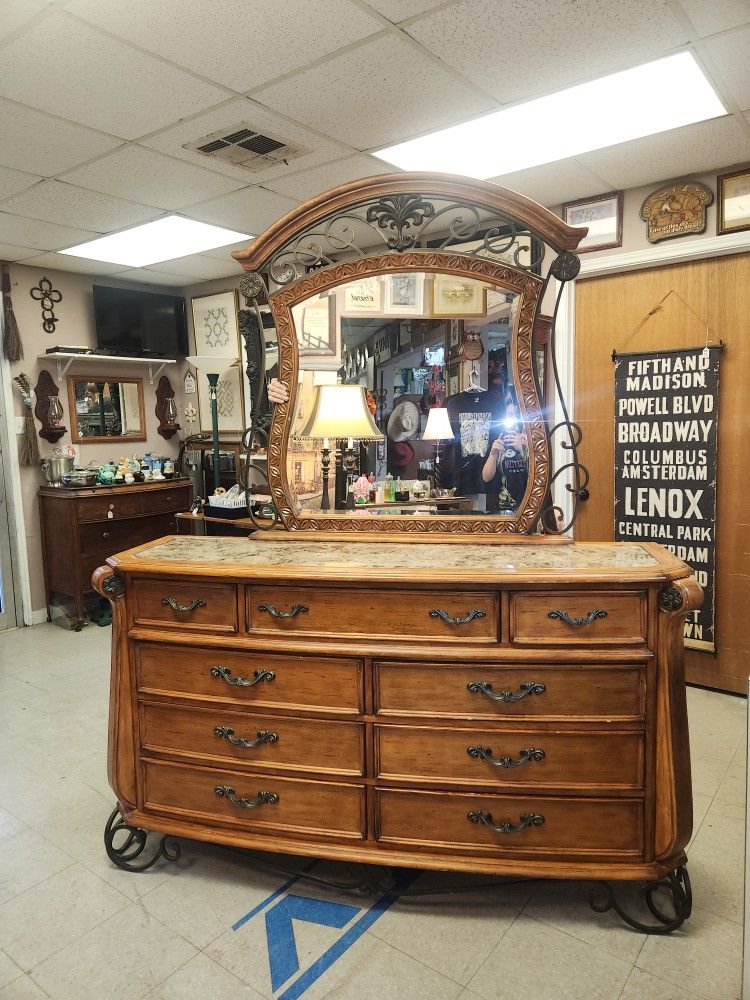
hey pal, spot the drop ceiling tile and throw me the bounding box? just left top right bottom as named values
left=17, top=252, right=128, bottom=275
left=704, top=25, right=750, bottom=110
left=0, top=167, right=43, bottom=201
left=0, top=11, right=229, bottom=139
left=201, top=239, right=253, bottom=260
left=264, top=154, right=392, bottom=200
left=63, top=0, right=383, bottom=92
left=365, top=0, right=454, bottom=21
left=0, top=212, right=96, bottom=251
left=0, top=180, right=158, bottom=233
left=144, top=255, right=240, bottom=280
left=184, top=188, right=300, bottom=236
left=0, top=0, right=51, bottom=41
left=59, top=146, right=248, bottom=210
left=678, top=0, right=750, bottom=37
left=488, top=159, right=613, bottom=208
left=141, top=96, right=354, bottom=184
left=0, top=98, right=123, bottom=176
left=253, top=33, right=495, bottom=148
left=405, top=0, right=688, bottom=103
left=577, top=115, right=750, bottom=190
left=0, top=241, right=40, bottom=261
left=115, top=268, right=192, bottom=287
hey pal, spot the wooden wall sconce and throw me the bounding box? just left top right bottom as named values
left=155, top=375, right=180, bottom=439
left=34, top=369, right=67, bottom=443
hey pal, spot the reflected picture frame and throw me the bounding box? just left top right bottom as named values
left=718, top=167, right=750, bottom=235
left=432, top=275, right=487, bottom=318
left=383, top=273, right=424, bottom=316
left=562, top=191, right=623, bottom=253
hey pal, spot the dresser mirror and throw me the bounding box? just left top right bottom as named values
left=67, top=375, right=146, bottom=442
left=234, top=173, right=588, bottom=535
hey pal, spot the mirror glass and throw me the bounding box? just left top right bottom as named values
left=68, top=376, right=146, bottom=441
left=286, top=271, right=531, bottom=518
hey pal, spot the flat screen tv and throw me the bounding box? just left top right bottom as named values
left=93, top=285, right=188, bottom=357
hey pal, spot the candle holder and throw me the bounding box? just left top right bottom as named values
left=155, top=376, right=181, bottom=440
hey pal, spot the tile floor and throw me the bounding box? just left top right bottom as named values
left=0, top=622, right=745, bottom=1000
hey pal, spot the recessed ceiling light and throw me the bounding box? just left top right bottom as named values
left=60, top=216, right=251, bottom=267
left=374, top=52, right=726, bottom=179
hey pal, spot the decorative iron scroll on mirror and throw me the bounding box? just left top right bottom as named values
left=234, top=173, right=589, bottom=535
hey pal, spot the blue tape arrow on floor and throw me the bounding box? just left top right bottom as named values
left=265, top=894, right=361, bottom=992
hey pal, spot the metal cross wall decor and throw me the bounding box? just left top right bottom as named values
left=30, top=276, right=62, bottom=333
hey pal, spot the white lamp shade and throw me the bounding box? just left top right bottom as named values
left=299, top=384, right=383, bottom=441
left=422, top=406, right=454, bottom=441
left=186, top=354, right=239, bottom=377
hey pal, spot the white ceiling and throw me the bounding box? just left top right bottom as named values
left=0, top=0, right=748, bottom=287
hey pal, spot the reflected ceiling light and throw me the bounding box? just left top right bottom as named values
left=60, top=215, right=251, bottom=267
left=374, top=52, right=726, bottom=179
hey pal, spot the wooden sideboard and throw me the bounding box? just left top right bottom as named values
left=40, top=479, right=192, bottom=630
left=95, top=535, right=700, bottom=919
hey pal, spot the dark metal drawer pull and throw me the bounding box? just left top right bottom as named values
left=258, top=602, right=309, bottom=620
left=214, top=786, right=278, bottom=809
left=467, top=681, right=546, bottom=702
left=467, top=746, right=545, bottom=768
left=214, top=726, right=278, bottom=749
left=161, top=597, right=207, bottom=613
left=468, top=810, right=545, bottom=834
left=210, top=666, right=275, bottom=687
left=429, top=609, right=487, bottom=626
left=548, top=609, right=607, bottom=628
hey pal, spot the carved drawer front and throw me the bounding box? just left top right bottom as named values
left=130, top=578, right=238, bottom=633
left=141, top=703, right=365, bottom=777
left=144, top=761, right=365, bottom=840
left=141, top=486, right=191, bottom=515
left=375, top=725, right=644, bottom=790
left=77, top=493, right=142, bottom=522
left=247, top=586, right=498, bottom=643
left=510, top=591, right=647, bottom=645
left=375, top=662, right=645, bottom=721
left=135, top=643, right=363, bottom=715
left=376, top=789, right=643, bottom=856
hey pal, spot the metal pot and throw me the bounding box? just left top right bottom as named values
left=41, top=454, right=75, bottom=486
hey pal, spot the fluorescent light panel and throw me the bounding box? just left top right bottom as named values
left=60, top=215, right=251, bottom=267
left=374, top=52, right=726, bottom=179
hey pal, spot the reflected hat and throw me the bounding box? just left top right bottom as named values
left=387, top=400, right=420, bottom=442
left=390, top=441, right=415, bottom=467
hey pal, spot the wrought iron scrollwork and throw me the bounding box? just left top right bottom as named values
left=548, top=609, right=608, bottom=628
left=589, top=866, right=692, bottom=934
left=429, top=609, right=487, bottom=626
left=365, top=194, right=435, bottom=250
left=467, top=746, right=545, bottom=768
left=468, top=811, right=545, bottom=834
left=104, top=807, right=180, bottom=872
left=467, top=681, right=546, bottom=703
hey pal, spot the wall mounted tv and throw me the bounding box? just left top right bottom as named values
left=93, top=285, right=188, bottom=358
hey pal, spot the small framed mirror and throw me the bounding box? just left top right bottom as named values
left=67, top=375, right=146, bottom=442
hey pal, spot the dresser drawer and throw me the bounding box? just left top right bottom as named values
left=510, top=591, right=647, bottom=645
left=131, top=578, right=238, bottom=633
left=141, top=486, right=191, bottom=515
left=375, top=725, right=644, bottom=790
left=77, top=493, right=142, bottom=522
left=144, top=761, right=365, bottom=840
left=80, top=515, right=175, bottom=556
left=375, top=662, right=645, bottom=721
left=247, top=586, right=498, bottom=643
left=135, top=643, right=363, bottom=715
left=141, top=703, right=365, bottom=777
left=376, top=789, right=643, bottom=856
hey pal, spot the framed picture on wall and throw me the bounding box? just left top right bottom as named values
left=718, top=167, right=750, bottom=235
left=432, top=276, right=486, bottom=318
left=562, top=191, right=623, bottom=252
left=384, top=273, right=424, bottom=315
left=190, top=290, right=245, bottom=433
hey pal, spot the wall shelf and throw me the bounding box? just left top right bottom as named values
left=38, top=352, right=177, bottom=384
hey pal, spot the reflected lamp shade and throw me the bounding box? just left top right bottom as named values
left=186, top=354, right=239, bottom=377
left=422, top=406, right=454, bottom=442
left=299, top=384, right=384, bottom=441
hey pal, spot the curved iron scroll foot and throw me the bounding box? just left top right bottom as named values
left=104, top=807, right=181, bottom=873
left=589, top=866, right=691, bottom=934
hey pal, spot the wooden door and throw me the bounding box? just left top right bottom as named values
left=574, top=253, right=750, bottom=694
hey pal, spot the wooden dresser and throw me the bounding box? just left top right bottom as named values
left=95, top=535, right=700, bottom=887
left=40, top=479, right=191, bottom=630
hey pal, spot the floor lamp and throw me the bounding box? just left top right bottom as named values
left=186, top=355, right=239, bottom=493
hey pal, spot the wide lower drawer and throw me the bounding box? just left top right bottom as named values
left=81, top=514, right=176, bottom=556
left=130, top=578, right=238, bottom=633
left=375, top=725, right=644, bottom=790
left=510, top=591, right=647, bottom=645
left=143, top=761, right=365, bottom=840
left=246, top=586, right=498, bottom=643
left=375, top=662, right=645, bottom=720
left=376, top=789, right=643, bottom=856
left=141, top=703, right=365, bottom=777
left=135, top=643, right=363, bottom=715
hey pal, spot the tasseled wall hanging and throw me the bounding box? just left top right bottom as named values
left=12, top=373, right=40, bottom=466
left=1, top=263, right=23, bottom=362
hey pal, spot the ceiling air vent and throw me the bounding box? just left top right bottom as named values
left=184, top=123, right=309, bottom=173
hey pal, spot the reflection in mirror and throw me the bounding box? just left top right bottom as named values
left=288, top=272, right=530, bottom=517
left=67, top=376, right=146, bottom=441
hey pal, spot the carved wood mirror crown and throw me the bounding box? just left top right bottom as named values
left=234, top=173, right=587, bottom=536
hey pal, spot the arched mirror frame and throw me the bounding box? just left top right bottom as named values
left=234, top=172, right=587, bottom=536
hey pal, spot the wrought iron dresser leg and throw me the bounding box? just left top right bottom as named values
left=589, top=866, right=692, bottom=934
left=104, top=807, right=181, bottom=873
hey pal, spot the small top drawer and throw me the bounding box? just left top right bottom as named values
left=131, top=577, right=238, bottom=633
left=141, top=486, right=191, bottom=515
left=78, top=493, right=141, bottom=522
left=510, top=591, right=647, bottom=646
left=247, top=586, right=498, bottom=643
